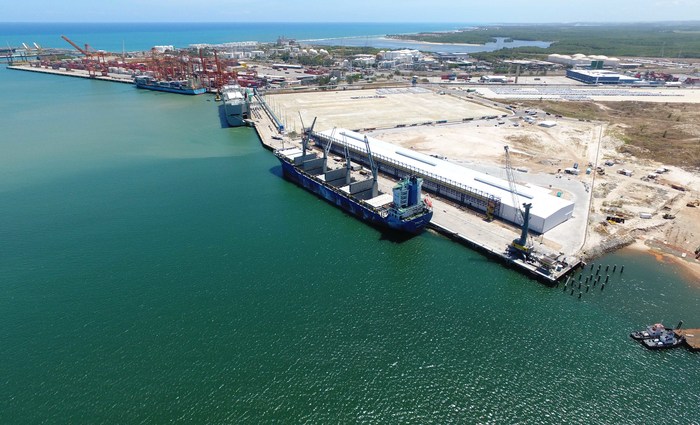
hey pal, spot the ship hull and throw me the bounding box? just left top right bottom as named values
left=135, top=83, right=206, bottom=95
left=277, top=155, right=432, bottom=234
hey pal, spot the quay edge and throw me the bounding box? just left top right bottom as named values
left=428, top=222, right=580, bottom=285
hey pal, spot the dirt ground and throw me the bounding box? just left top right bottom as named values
left=515, top=100, right=700, bottom=276
left=516, top=101, right=700, bottom=169
left=371, top=101, right=700, bottom=275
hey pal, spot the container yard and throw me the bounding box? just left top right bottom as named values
left=5, top=34, right=268, bottom=92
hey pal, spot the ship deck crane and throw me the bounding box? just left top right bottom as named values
left=362, top=135, right=379, bottom=198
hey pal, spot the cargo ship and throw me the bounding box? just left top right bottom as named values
left=274, top=129, right=433, bottom=234
left=134, top=75, right=206, bottom=95
left=220, top=84, right=251, bottom=127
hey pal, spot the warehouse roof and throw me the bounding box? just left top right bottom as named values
left=317, top=128, right=574, bottom=221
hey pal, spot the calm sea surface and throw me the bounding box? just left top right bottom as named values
left=1, top=22, right=471, bottom=51
left=1, top=24, right=699, bottom=424
left=0, top=22, right=549, bottom=53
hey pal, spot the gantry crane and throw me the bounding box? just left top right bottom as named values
left=61, top=35, right=109, bottom=77
left=61, top=35, right=90, bottom=57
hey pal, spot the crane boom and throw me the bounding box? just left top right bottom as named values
left=213, top=49, right=224, bottom=89
left=504, top=145, right=524, bottom=225
left=61, top=35, right=89, bottom=56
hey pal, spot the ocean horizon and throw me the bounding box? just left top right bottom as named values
left=0, top=21, right=552, bottom=53
left=1, top=22, right=472, bottom=51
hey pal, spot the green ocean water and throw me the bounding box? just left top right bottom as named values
left=1, top=66, right=699, bottom=424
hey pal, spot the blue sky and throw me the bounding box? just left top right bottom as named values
left=3, top=0, right=698, bottom=22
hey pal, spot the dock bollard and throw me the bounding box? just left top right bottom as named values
left=578, top=292, right=582, bottom=299
left=590, top=263, right=594, bottom=270
left=601, top=283, right=605, bottom=291
left=613, top=264, right=617, bottom=273
left=586, top=285, right=589, bottom=293
left=579, top=281, right=582, bottom=289
left=621, top=265, right=624, bottom=274
left=606, top=265, right=609, bottom=272
left=605, top=275, right=609, bottom=283
left=570, top=288, right=574, bottom=296
left=579, top=274, right=583, bottom=282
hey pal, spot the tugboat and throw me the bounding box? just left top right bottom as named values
left=641, top=330, right=685, bottom=350
left=630, top=323, right=668, bottom=340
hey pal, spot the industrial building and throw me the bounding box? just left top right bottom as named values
left=566, top=69, right=639, bottom=85
left=311, top=129, right=575, bottom=234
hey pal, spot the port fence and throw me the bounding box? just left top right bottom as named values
left=256, top=94, right=285, bottom=132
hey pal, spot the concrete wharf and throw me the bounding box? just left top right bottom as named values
left=7, top=63, right=135, bottom=84
left=250, top=94, right=580, bottom=284
left=675, top=329, right=700, bottom=351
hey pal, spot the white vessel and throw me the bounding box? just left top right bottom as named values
left=220, top=84, right=251, bottom=127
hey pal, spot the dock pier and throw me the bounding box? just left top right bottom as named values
left=675, top=329, right=700, bottom=351
left=7, top=63, right=135, bottom=84
left=249, top=95, right=580, bottom=284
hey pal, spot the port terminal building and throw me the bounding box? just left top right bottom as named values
left=310, top=129, right=575, bottom=234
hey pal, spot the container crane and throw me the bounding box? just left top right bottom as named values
left=61, top=35, right=90, bottom=58
left=61, top=35, right=106, bottom=77
left=213, top=49, right=224, bottom=89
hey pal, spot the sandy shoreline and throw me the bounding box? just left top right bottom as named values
left=628, top=240, right=700, bottom=284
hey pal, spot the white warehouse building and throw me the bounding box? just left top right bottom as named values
left=314, top=129, right=575, bottom=234
left=380, top=49, right=423, bottom=63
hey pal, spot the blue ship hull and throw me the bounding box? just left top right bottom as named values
left=277, top=156, right=432, bottom=234
left=135, top=82, right=206, bottom=95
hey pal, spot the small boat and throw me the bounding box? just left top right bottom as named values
left=630, top=323, right=668, bottom=340
left=641, top=331, right=685, bottom=350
